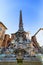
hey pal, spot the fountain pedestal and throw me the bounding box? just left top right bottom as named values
left=16, top=55, right=23, bottom=63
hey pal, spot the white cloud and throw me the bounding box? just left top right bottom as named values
left=36, top=30, right=43, bottom=46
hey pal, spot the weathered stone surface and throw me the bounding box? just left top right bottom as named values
left=0, top=61, right=42, bottom=65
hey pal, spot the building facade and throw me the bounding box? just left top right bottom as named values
left=0, top=22, right=7, bottom=48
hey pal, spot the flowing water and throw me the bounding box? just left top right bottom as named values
left=0, top=54, right=43, bottom=65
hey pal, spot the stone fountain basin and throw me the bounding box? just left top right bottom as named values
left=0, top=53, right=43, bottom=63
left=0, top=54, right=16, bottom=58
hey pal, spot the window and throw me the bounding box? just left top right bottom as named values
left=0, top=27, right=2, bottom=31
left=2, top=31, right=5, bottom=34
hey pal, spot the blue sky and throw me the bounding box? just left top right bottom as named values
left=0, top=0, right=43, bottom=46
